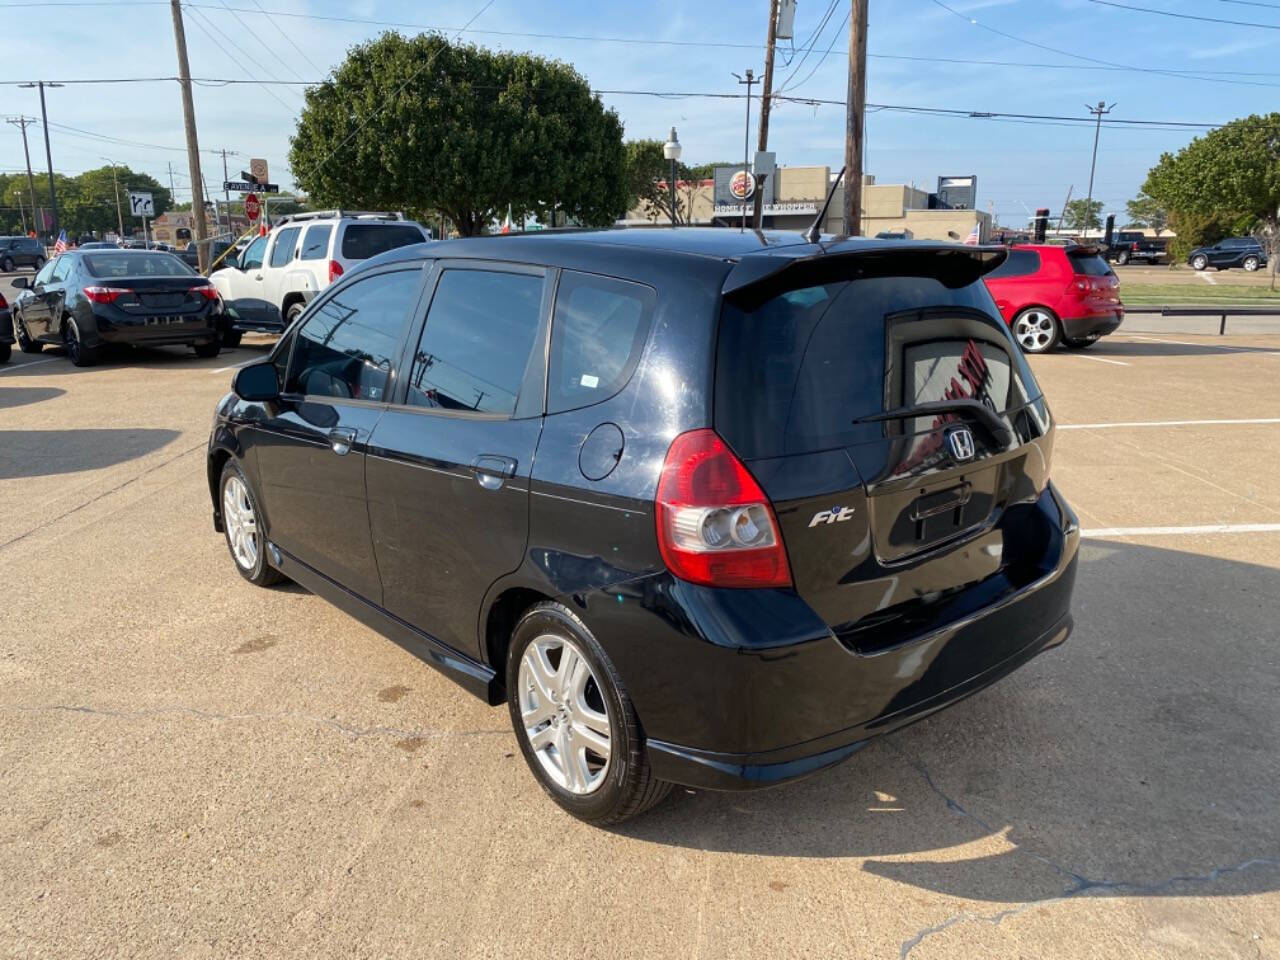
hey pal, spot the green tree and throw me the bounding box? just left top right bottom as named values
left=1062, top=198, right=1104, bottom=233
left=1144, top=113, right=1280, bottom=287
left=289, top=32, right=627, bottom=236
left=624, top=141, right=733, bottom=224
left=1124, top=192, right=1168, bottom=235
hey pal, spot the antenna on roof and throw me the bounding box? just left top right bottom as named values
left=805, top=166, right=845, bottom=244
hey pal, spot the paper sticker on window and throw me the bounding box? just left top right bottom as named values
left=580, top=374, right=600, bottom=388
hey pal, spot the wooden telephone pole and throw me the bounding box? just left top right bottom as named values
left=170, top=0, right=210, bottom=272
left=842, top=0, right=869, bottom=236
left=751, top=0, right=781, bottom=231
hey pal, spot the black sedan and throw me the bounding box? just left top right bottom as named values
left=10, top=249, right=222, bottom=366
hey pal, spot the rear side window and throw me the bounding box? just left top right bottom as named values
left=1068, top=252, right=1113, bottom=276
left=269, top=227, right=300, bottom=267
left=299, top=225, right=331, bottom=260
left=341, top=224, right=425, bottom=260
left=716, top=277, right=1041, bottom=460
left=286, top=269, right=420, bottom=401
left=548, top=271, right=655, bottom=414
left=405, top=269, right=544, bottom=415
left=985, top=250, right=1041, bottom=278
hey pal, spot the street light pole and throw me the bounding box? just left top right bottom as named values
left=19, top=82, right=65, bottom=239
left=102, top=157, right=125, bottom=239
left=1083, top=101, right=1114, bottom=238
left=732, top=69, right=756, bottom=231
left=662, top=127, right=682, bottom=228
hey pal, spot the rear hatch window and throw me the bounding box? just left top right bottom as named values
left=1068, top=250, right=1113, bottom=276
left=716, top=270, right=1056, bottom=655
left=340, top=224, right=425, bottom=260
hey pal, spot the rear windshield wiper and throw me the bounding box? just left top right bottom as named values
left=853, top=398, right=1015, bottom=448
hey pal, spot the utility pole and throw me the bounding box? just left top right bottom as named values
left=168, top=161, right=177, bottom=203
left=103, top=158, right=125, bottom=239
left=18, top=84, right=64, bottom=239
left=170, top=0, right=211, bottom=273
left=1083, top=101, right=1114, bottom=239
left=752, top=0, right=781, bottom=231
left=732, top=69, right=755, bottom=231
left=5, top=117, right=41, bottom=235
left=220, top=149, right=231, bottom=234
left=15, top=188, right=26, bottom=233
left=842, top=0, right=869, bottom=236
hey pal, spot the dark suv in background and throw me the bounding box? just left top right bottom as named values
left=0, top=235, right=47, bottom=273
left=207, top=230, right=1079, bottom=823
left=1188, top=237, right=1268, bottom=272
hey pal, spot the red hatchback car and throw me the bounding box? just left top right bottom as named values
left=983, top=244, right=1124, bottom=353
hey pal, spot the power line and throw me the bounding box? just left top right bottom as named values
left=1088, top=0, right=1280, bottom=28
left=213, top=0, right=307, bottom=83
left=774, top=0, right=838, bottom=92
left=183, top=5, right=300, bottom=113
left=245, top=0, right=326, bottom=77
left=778, top=9, right=850, bottom=95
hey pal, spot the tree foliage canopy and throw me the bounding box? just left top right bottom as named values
left=1124, top=191, right=1168, bottom=234
left=289, top=32, right=628, bottom=236
left=623, top=140, right=733, bottom=223
left=1063, top=198, right=1104, bottom=232
left=0, top=166, right=170, bottom=237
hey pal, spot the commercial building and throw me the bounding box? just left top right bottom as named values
left=624, top=164, right=990, bottom=242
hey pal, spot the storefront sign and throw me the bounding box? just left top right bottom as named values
left=713, top=201, right=818, bottom=216
left=713, top=164, right=775, bottom=208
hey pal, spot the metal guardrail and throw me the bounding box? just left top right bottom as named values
left=1124, top=304, right=1280, bottom=335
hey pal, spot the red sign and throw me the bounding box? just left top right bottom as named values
left=244, top=193, right=260, bottom=221
left=729, top=170, right=755, bottom=201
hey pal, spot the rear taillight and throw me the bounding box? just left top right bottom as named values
left=83, top=286, right=129, bottom=304
left=0, top=292, right=7, bottom=309
left=194, top=284, right=218, bottom=300
left=1073, top=279, right=1088, bottom=293
left=655, top=429, right=791, bottom=589
left=328, top=259, right=344, bottom=283
left=1131, top=242, right=1139, bottom=250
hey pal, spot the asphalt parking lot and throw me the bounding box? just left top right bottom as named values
left=2, top=276, right=1278, bottom=958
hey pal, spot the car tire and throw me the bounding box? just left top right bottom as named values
left=222, top=328, right=242, bottom=348
left=62, top=317, right=99, bottom=367
left=1064, top=334, right=1100, bottom=349
left=1243, top=256, right=1260, bottom=272
left=1, top=256, right=13, bottom=273
left=219, top=460, right=284, bottom=587
left=33, top=256, right=45, bottom=271
left=193, top=339, right=222, bottom=359
left=285, top=301, right=305, bottom=327
left=1116, top=251, right=1129, bottom=265
left=1191, top=255, right=1208, bottom=271
left=507, top=601, right=672, bottom=824
left=13, top=313, right=42, bottom=354
left=0, top=342, right=10, bottom=363
left=1011, top=307, right=1061, bottom=354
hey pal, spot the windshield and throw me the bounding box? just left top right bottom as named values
left=83, top=253, right=195, bottom=278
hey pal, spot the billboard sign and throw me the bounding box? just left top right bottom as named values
left=713, top=163, right=775, bottom=209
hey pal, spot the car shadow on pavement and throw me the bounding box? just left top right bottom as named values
left=0, top=428, right=180, bottom=479
left=1074, top=339, right=1280, bottom=359
left=0, top=386, right=65, bottom=410
left=617, top=538, right=1280, bottom=905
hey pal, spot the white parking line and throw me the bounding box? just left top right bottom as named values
left=1197, top=272, right=1217, bottom=285
left=0, top=357, right=57, bottom=375
left=209, top=357, right=257, bottom=374
left=1122, top=334, right=1280, bottom=356
left=1069, top=353, right=1130, bottom=366
left=1060, top=417, right=1280, bottom=430
left=1084, top=523, right=1280, bottom=538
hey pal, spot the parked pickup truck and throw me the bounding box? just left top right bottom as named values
left=1102, top=231, right=1167, bottom=266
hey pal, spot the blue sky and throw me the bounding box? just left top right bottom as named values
left=4, top=0, right=1279, bottom=225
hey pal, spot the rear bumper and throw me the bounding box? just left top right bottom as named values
left=571, top=484, right=1080, bottom=791
left=1062, top=308, right=1123, bottom=340
left=90, top=307, right=219, bottom=347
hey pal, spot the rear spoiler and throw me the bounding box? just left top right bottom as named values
left=721, top=242, right=1008, bottom=310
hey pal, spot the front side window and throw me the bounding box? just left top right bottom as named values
left=285, top=269, right=421, bottom=401
left=33, top=260, right=55, bottom=286
left=299, top=225, right=331, bottom=260
left=406, top=269, right=544, bottom=415
left=51, top=257, right=73, bottom=282
left=241, top=235, right=268, bottom=270
left=547, top=271, right=655, bottom=414
left=269, top=227, right=301, bottom=268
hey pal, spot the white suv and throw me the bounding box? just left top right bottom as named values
left=210, top=211, right=430, bottom=342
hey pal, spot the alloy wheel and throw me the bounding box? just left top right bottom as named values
left=1243, top=257, right=1259, bottom=272
left=222, top=475, right=259, bottom=571
left=63, top=321, right=80, bottom=363
left=1013, top=310, right=1057, bottom=353
left=517, top=634, right=612, bottom=795
left=1192, top=255, right=1207, bottom=270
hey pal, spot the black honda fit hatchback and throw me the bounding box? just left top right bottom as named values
left=207, top=229, right=1079, bottom=823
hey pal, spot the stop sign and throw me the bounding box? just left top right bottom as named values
left=244, top=193, right=260, bottom=220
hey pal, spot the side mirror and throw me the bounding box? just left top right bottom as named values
left=232, top=360, right=280, bottom=402
left=10, top=276, right=29, bottom=290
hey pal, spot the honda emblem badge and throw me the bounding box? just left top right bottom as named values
left=946, top=426, right=976, bottom=463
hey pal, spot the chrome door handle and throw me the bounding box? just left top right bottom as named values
left=472, top=455, right=517, bottom=491
left=328, top=427, right=357, bottom=455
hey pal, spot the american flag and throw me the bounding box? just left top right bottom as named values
left=52, top=229, right=68, bottom=254
left=963, top=223, right=981, bottom=246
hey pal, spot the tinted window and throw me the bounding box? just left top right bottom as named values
left=985, top=250, right=1041, bottom=279
left=286, top=270, right=420, bottom=401
left=241, top=235, right=268, bottom=270
left=1068, top=252, right=1113, bottom=276
left=341, top=224, right=424, bottom=260
left=548, top=271, right=655, bottom=414
left=269, top=227, right=300, bottom=267
left=83, top=253, right=193, bottom=278
left=33, top=260, right=55, bottom=285
left=406, top=269, right=544, bottom=415
left=716, top=278, right=1041, bottom=460
left=300, top=224, right=331, bottom=260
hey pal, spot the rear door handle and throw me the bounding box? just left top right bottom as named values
left=328, top=427, right=357, bottom=455
left=472, top=455, right=517, bottom=491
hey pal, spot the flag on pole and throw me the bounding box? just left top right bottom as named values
left=963, top=223, right=981, bottom=246
left=53, top=229, right=68, bottom=254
